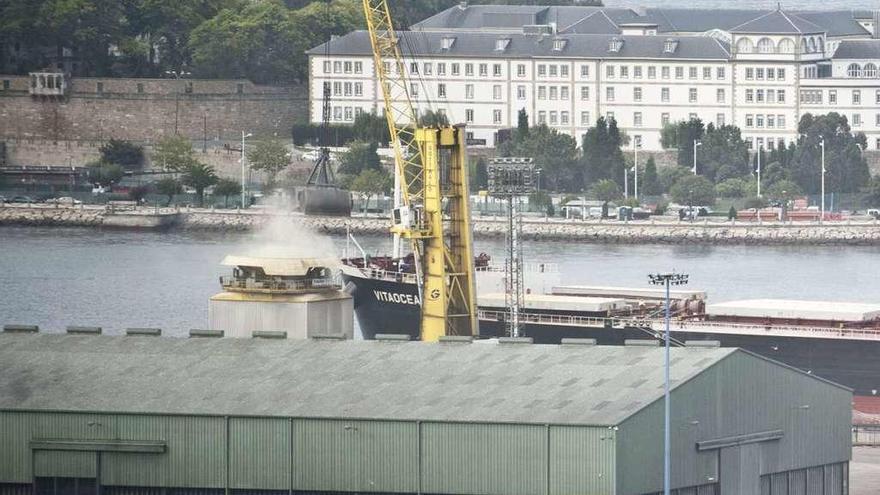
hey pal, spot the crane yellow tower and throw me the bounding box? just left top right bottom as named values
left=361, top=0, right=477, bottom=341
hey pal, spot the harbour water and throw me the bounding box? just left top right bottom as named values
left=2, top=226, right=879, bottom=336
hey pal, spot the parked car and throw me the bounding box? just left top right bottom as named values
left=9, top=196, right=34, bottom=203
left=868, top=208, right=880, bottom=220
left=45, top=197, right=83, bottom=205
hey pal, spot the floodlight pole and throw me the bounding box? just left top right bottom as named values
left=819, top=138, right=826, bottom=224
left=692, top=140, right=701, bottom=175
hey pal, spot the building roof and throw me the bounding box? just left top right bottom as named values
left=0, top=333, right=741, bottom=426
left=220, top=255, right=338, bottom=277
left=833, top=40, right=880, bottom=59
left=706, top=299, right=880, bottom=322
left=729, top=10, right=824, bottom=34
left=308, top=31, right=731, bottom=60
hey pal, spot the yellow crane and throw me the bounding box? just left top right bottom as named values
left=361, top=0, right=477, bottom=341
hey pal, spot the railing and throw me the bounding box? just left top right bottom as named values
left=220, top=276, right=340, bottom=293
left=355, top=267, right=420, bottom=285
left=853, top=426, right=880, bottom=446
left=476, top=310, right=880, bottom=341
left=476, top=262, right=560, bottom=274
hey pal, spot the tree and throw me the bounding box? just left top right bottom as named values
left=581, top=117, right=626, bottom=188
left=765, top=180, right=803, bottom=202
left=338, top=140, right=381, bottom=178
left=350, top=168, right=391, bottom=213
left=100, top=139, right=144, bottom=170
left=696, top=124, right=750, bottom=182
left=499, top=124, right=578, bottom=192
left=351, top=111, right=390, bottom=146
left=670, top=175, right=716, bottom=206
left=658, top=166, right=690, bottom=195
left=418, top=109, right=449, bottom=127
left=155, top=177, right=183, bottom=206
left=153, top=135, right=195, bottom=171
left=515, top=108, right=529, bottom=140
left=590, top=179, right=621, bottom=203
left=640, top=157, right=661, bottom=196
left=864, top=176, right=880, bottom=207
left=790, top=113, right=870, bottom=194
left=86, top=162, right=124, bottom=187
left=213, top=178, right=242, bottom=208
left=665, top=119, right=705, bottom=169
left=181, top=162, right=218, bottom=206
left=471, top=156, right=488, bottom=191
left=715, top=178, right=750, bottom=199
left=248, top=140, right=290, bottom=189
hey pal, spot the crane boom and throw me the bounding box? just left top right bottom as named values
left=362, top=0, right=477, bottom=341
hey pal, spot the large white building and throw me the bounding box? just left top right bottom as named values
left=308, top=4, right=880, bottom=152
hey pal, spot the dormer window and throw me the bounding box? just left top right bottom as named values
left=552, top=39, right=567, bottom=51
left=495, top=38, right=511, bottom=52
left=663, top=39, right=678, bottom=54
left=608, top=37, right=624, bottom=53
left=441, top=37, right=456, bottom=51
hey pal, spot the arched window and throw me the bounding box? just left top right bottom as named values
left=864, top=63, right=877, bottom=78
left=847, top=63, right=862, bottom=78
left=757, top=37, right=775, bottom=54
left=736, top=37, right=754, bottom=54
left=808, top=37, right=817, bottom=53
left=801, top=38, right=809, bottom=53
left=817, top=37, right=825, bottom=54
left=777, top=38, right=796, bottom=54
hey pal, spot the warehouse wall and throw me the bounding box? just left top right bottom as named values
left=0, top=411, right=615, bottom=495
left=616, top=352, right=852, bottom=495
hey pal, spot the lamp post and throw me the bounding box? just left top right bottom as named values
left=819, top=138, right=826, bottom=224
left=648, top=272, right=689, bottom=495
left=241, top=131, right=252, bottom=208
left=624, top=165, right=629, bottom=199
left=692, top=140, right=701, bottom=175
left=756, top=145, right=763, bottom=198
left=634, top=139, right=640, bottom=202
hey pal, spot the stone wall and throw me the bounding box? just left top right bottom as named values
left=0, top=76, right=308, bottom=142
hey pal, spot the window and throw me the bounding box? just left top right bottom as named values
left=441, top=37, right=456, bottom=50
left=452, top=63, right=460, bottom=76
left=344, top=107, right=353, bottom=121
left=581, top=111, right=591, bottom=126
left=853, top=114, right=862, bottom=127
left=675, top=67, right=684, bottom=79
left=323, top=61, right=331, bottom=73
left=648, top=66, right=656, bottom=79
left=746, top=115, right=754, bottom=127
left=716, top=113, right=725, bottom=127
left=410, top=62, right=419, bottom=74
left=877, top=138, right=880, bottom=150
left=465, top=63, right=473, bottom=76
left=689, top=88, right=697, bottom=103
left=466, top=84, right=474, bottom=99
left=756, top=115, right=764, bottom=128
left=689, top=67, right=698, bottom=79
left=538, top=111, right=547, bottom=124
left=493, top=64, right=502, bottom=77
left=550, top=65, right=558, bottom=77
left=550, top=86, right=558, bottom=100
left=634, top=87, right=642, bottom=102
left=354, top=61, right=363, bottom=73
left=634, top=112, right=643, bottom=127
left=345, top=61, right=355, bottom=74
left=853, top=90, right=861, bottom=105
left=517, top=64, right=526, bottom=77
left=553, top=39, right=567, bottom=52
left=606, top=87, right=615, bottom=101
left=620, top=66, right=629, bottom=78
left=493, top=85, right=502, bottom=100
left=767, top=115, right=775, bottom=128
left=717, top=88, right=725, bottom=103
left=662, top=66, right=670, bottom=79
left=561, top=65, right=569, bottom=77
left=745, top=138, right=753, bottom=150
left=561, top=87, right=569, bottom=100
left=494, top=110, right=502, bottom=124
left=479, top=64, right=488, bottom=76
left=606, top=111, right=615, bottom=121
left=777, top=90, right=785, bottom=104
left=767, top=89, right=775, bottom=103
left=517, top=85, right=526, bottom=100
left=538, top=86, right=546, bottom=100
left=410, top=83, right=419, bottom=97
left=777, top=115, right=786, bottom=128
left=333, top=61, right=342, bottom=73
left=344, top=82, right=352, bottom=96
left=876, top=90, right=880, bottom=105
left=756, top=68, right=765, bottom=80
left=847, top=63, right=862, bottom=78
left=423, top=63, right=432, bottom=75
left=800, top=90, right=822, bottom=104
left=746, top=68, right=754, bottom=80
left=354, top=83, right=362, bottom=96
left=561, top=111, right=569, bottom=125
left=634, top=66, right=643, bottom=78
left=466, top=109, right=474, bottom=123
left=606, top=65, right=614, bottom=78
left=581, top=86, right=590, bottom=101
left=438, top=83, right=446, bottom=98
left=777, top=68, right=785, bottom=80
left=828, top=90, right=837, bottom=104
left=717, top=67, right=726, bottom=80
left=661, top=113, right=670, bottom=126
left=746, top=89, right=754, bottom=103
left=661, top=87, right=670, bottom=102
left=333, top=81, right=341, bottom=96
left=703, top=67, right=711, bottom=79
left=549, top=111, right=558, bottom=125
left=437, top=63, right=446, bottom=75
left=494, top=38, right=509, bottom=52
left=580, top=65, right=590, bottom=78
left=333, top=106, right=342, bottom=120
left=538, top=64, right=547, bottom=77
left=767, top=68, right=775, bottom=80
left=756, top=89, right=764, bottom=103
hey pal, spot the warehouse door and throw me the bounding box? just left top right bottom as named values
left=719, top=443, right=760, bottom=495
left=33, top=450, right=98, bottom=495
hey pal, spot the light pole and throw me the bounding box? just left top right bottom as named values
left=756, top=145, right=763, bottom=198
left=241, top=131, right=252, bottom=208
left=819, top=138, right=826, bottom=224
left=624, top=165, right=629, bottom=199
left=692, top=140, right=702, bottom=175
left=648, top=272, right=690, bottom=495
left=633, top=139, right=640, bottom=202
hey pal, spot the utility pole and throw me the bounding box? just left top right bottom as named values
left=692, top=140, right=701, bottom=175
left=756, top=146, right=763, bottom=198
left=624, top=166, right=629, bottom=199
left=241, top=131, right=252, bottom=208
left=819, top=138, right=826, bottom=224
left=633, top=139, right=639, bottom=202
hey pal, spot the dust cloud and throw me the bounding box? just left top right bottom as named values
left=234, top=199, right=340, bottom=265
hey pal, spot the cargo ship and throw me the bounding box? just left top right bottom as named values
left=341, top=259, right=880, bottom=403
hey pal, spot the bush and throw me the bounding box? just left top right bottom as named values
left=670, top=175, right=716, bottom=206
left=715, top=178, right=750, bottom=199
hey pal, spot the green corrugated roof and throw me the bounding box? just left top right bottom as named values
left=0, top=333, right=737, bottom=426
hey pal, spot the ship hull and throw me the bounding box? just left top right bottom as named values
left=342, top=271, right=422, bottom=340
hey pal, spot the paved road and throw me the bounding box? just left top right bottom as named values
left=852, top=447, right=880, bottom=495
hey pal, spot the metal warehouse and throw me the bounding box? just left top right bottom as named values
left=0, top=332, right=852, bottom=495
